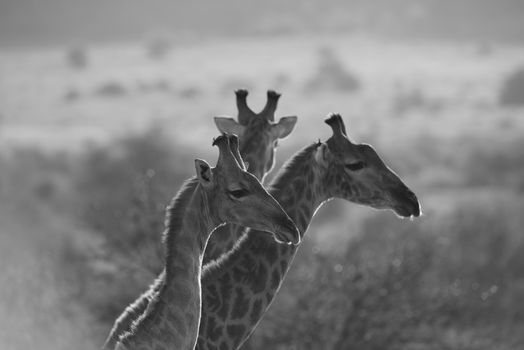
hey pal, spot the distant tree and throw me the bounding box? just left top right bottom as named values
left=499, top=66, right=524, bottom=106
left=145, top=34, right=173, bottom=60
left=305, top=46, right=361, bottom=93
left=94, top=82, right=127, bottom=97
left=66, top=47, right=89, bottom=70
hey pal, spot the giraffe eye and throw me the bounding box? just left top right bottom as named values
left=345, top=161, right=366, bottom=171
left=228, top=188, right=249, bottom=199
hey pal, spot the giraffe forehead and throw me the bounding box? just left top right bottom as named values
left=213, top=166, right=243, bottom=185
left=244, top=118, right=272, bottom=135
left=242, top=126, right=267, bottom=142
left=329, top=140, right=381, bottom=165
left=227, top=170, right=259, bottom=187
left=327, top=136, right=355, bottom=154
left=239, top=125, right=274, bottom=154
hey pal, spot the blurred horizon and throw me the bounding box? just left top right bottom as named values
left=1, top=0, right=524, bottom=47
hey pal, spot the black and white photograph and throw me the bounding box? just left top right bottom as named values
left=1, top=1, right=523, bottom=349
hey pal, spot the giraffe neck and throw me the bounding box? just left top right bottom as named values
left=267, top=146, right=328, bottom=235
left=198, top=143, right=331, bottom=350
left=119, top=179, right=218, bottom=350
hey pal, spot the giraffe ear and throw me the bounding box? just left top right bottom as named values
left=214, top=117, right=246, bottom=137
left=314, top=143, right=330, bottom=168
left=195, top=159, right=213, bottom=187
left=272, top=116, right=297, bottom=139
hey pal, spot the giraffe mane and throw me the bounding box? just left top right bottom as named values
left=120, top=277, right=164, bottom=345
left=163, top=176, right=200, bottom=264
left=202, top=229, right=249, bottom=278
left=118, top=177, right=200, bottom=345
left=268, top=142, right=321, bottom=196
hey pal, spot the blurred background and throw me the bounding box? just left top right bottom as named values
left=1, top=1, right=524, bottom=349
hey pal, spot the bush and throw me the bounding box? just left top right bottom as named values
left=145, top=34, right=173, bottom=60
left=462, top=137, right=524, bottom=190
left=4, top=126, right=524, bottom=348
left=137, top=79, right=171, bottom=93
left=63, top=87, right=81, bottom=102
left=499, top=66, right=524, bottom=106
left=246, top=216, right=432, bottom=350
left=66, top=47, right=89, bottom=70
left=94, top=81, right=127, bottom=97
left=179, top=86, right=202, bottom=99
left=392, top=87, right=444, bottom=114
left=72, top=128, right=193, bottom=326
left=244, top=201, right=524, bottom=349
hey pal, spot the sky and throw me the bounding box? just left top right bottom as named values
left=1, top=0, right=524, bottom=47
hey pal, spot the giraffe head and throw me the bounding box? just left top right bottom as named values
left=214, top=89, right=297, bottom=180
left=195, top=134, right=300, bottom=244
left=316, top=114, right=421, bottom=218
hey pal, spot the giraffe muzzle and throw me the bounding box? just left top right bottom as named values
left=274, top=219, right=301, bottom=245
left=394, top=189, right=421, bottom=218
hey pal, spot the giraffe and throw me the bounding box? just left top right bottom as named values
left=209, top=89, right=297, bottom=262
left=195, top=114, right=421, bottom=350
left=103, top=89, right=297, bottom=349
left=112, top=134, right=299, bottom=350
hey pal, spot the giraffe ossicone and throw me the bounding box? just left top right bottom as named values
left=214, top=89, right=297, bottom=181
